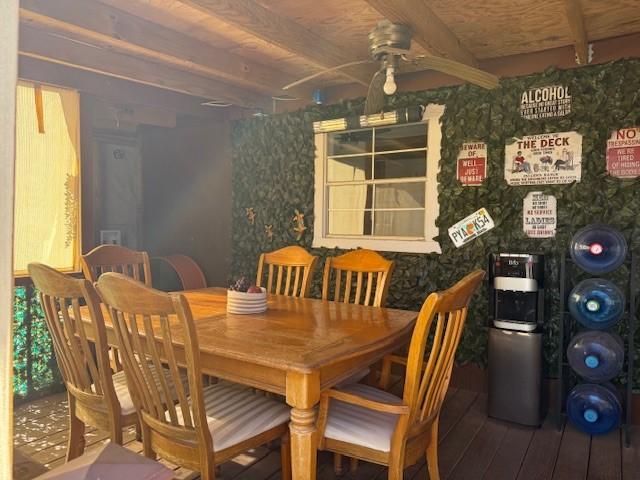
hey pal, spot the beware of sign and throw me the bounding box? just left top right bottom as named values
left=448, top=208, right=495, bottom=248
left=457, top=142, right=487, bottom=186
left=606, top=127, right=640, bottom=178
left=523, top=192, right=557, bottom=238
left=520, top=85, right=571, bottom=120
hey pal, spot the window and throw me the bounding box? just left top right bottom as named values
left=13, top=81, right=81, bottom=275
left=313, top=104, right=444, bottom=253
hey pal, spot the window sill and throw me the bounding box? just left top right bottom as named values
left=312, top=236, right=441, bottom=254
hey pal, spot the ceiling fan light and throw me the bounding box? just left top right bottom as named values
left=383, top=66, right=397, bottom=95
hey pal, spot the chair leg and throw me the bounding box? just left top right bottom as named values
left=141, top=423, right=156, bottom=460
left=280, top=433, right=292, bottom=480
left=349, top=457, right=359, bottom=475
left=134, top=420, right=142, bottom=442
left=333, top=453, right=343, bottom=475
left=66, top=395, right=86, bottom=461
left=426, top=419, right=440, bottom=480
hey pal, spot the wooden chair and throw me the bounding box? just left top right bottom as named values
left=95, top=272, right=292, bottom=480
left=256, top=246, right=318, bottom=297
left=316, top=269, right=485, bottom=480
left=321, top=249, right=394, bottom=307
left=81, top=244, right=152, bottom=286
left=153, top=254, right=207, bottom=291
left=27, top=262, right=139, bottom=461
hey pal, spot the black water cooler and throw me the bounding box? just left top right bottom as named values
left=488, top=253, right=545, bottom=426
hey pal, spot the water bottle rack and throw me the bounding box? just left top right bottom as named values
left=556, top=251, right=637, bottom=447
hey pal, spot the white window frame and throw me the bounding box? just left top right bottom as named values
left=313, top=104, right=444, bottom=254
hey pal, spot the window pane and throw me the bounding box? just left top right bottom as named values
left=14, top=82, right=80, bottom=275
left=374, top=183, right=425, bottom=209
left=374, top=210, right=425, bottom=237
left=327, top=155, right=371, bottom=182
left=329, top=211, right=372, bottom=235
left=328, top=185, right=372, bottom=210
left=328, top=129, right=372, bottom=156
left=375, top=123, right=427, bottom=152
left=374, top=150, right=426, bottom=179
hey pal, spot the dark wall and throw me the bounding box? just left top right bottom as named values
left=230, top=59, right=640, bottom=382
left=140, top=117, right=232, bottom=287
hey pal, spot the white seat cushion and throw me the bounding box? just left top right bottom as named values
left=178, top=382, right=290, bottom=452
left=111, top=364, right=188, bottom=416
left=324, top=383, right=402, bottom=452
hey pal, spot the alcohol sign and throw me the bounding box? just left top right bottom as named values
left=523, top=192, right=557, bottom=238
left=448, top=208, right=495, bottom=248
left=520, top=85, right=571, bottom=120
left=606, top=127, right=640, bottom=178
left=457, top=142, right=487, bottom=186
left=504, top=132, right=582, bottom=186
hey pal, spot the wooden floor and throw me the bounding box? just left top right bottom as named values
left=13, top=386, right=639, bottom=480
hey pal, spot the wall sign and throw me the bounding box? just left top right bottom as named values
left=504, top=132, right=582, bottom=186
left=520, top=85, right=571, bottom=119
left=457, top=142, right=487, bottom=186
left=448, top=208, right=495, bottom=248
left=606, top=127, right=640, bottom=178
left=523, top=192, right=557, bottom=238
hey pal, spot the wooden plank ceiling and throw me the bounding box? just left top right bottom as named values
left=18, top=0, right=640, bottom=108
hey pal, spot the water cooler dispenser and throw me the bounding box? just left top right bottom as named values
left=488, top=253, right=544, bottom=426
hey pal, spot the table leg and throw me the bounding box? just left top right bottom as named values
left=286, top=371, right=320, bottom=480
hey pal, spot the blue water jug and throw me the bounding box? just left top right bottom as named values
left=567, top=331, right=624, bottom=382
left=570, top=224, right=627, bottom=274
left=568, top=278, right=625, bottom=330
left=566, top=383, right=621, bottom=435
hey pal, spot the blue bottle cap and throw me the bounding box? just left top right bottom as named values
left=586, top=299, right=601, bottom=312
left=585, top=355, right=600, bottom=369
left=584, top=408, right=599, bottom=423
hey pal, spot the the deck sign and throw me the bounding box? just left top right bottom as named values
left=520, top=85, right=571, bottom=120
left=606, top=127, right=640, bottom=178
left=523, top=192, right=557, bottom=238
left=457, top=142, right=487, bottom=186
left=448, top=208, right=495, bottom=248
left=504, top=131, right=582, bottom=186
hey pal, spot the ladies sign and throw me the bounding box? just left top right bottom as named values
left=504, top=132, right=582, bottom=185
left=523, top=192, right=557, bottom=238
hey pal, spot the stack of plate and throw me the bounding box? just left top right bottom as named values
left=227, top=288, right=268, bottom=314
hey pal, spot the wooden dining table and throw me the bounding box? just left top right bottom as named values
left=86, top=287, right=417, bottom=480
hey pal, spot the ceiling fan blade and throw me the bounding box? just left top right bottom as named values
left=282, top=59, right=373, bottom=90
left=408, top=55, right=499, bottom=90
left=364, top=69, right=386, bottom=116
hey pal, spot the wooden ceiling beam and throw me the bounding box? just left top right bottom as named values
left=563, top=0, right=590, bottom=64
left=19, top=25, right=268, bottom=109
left=19, top=0, right=310, bottom=99
left=363, top=0, right=478, bottom=67
left=178, top=0, right=375, bottom=86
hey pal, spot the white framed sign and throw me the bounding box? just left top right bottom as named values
left=505, top=132, right=582, bottom=186
left=457, top=142, right=487, bottom=186
left=520, top=85, right=571, bottom=120
left=606, top=127, right=640, bottom=178
left=448, top=208, right=495, bottom=248
left=523, top=192, right=557, bottom=238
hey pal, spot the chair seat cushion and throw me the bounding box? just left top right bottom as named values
left=324, top=383, right=402, bottom=452
left=195, top=382, right=290, bottom=452
left=112, top=364, right=188, bottom=416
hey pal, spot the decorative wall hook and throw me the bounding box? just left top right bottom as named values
left=292, top=209, right=306, bottom=240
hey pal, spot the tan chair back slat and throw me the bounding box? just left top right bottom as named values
left=403, top=270, right=485, bottom=429
left=81, top=244, right=152, bottom=286
left=95, top=273, right=213, bottom=464
left=322, top=249, right=395, bottom=307
left=256, top=246, right=318, bottom=297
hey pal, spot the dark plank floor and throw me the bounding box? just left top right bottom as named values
left=13, top=387, right=639, bottom=480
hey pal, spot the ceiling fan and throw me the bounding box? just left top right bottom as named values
left=283, top=20, right=499, bottom=115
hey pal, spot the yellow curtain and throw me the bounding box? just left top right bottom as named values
left=13, top=81, right=81, bottom=275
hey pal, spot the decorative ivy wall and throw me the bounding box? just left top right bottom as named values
left=232, top=59, right=640, bottom=384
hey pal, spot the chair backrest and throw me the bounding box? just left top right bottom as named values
left=28, top=262, right=119, bottom=415
left=256, top=246, right=318, bottom=297
left=95, top=273, right=212, bottom=458
left=81, top=244, right=152, bottom=286
left=321, top=249, right=394, bottom=307
left=402, top=269, right=485, bottom=431
left=153, top=254, right=207, bottom=291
